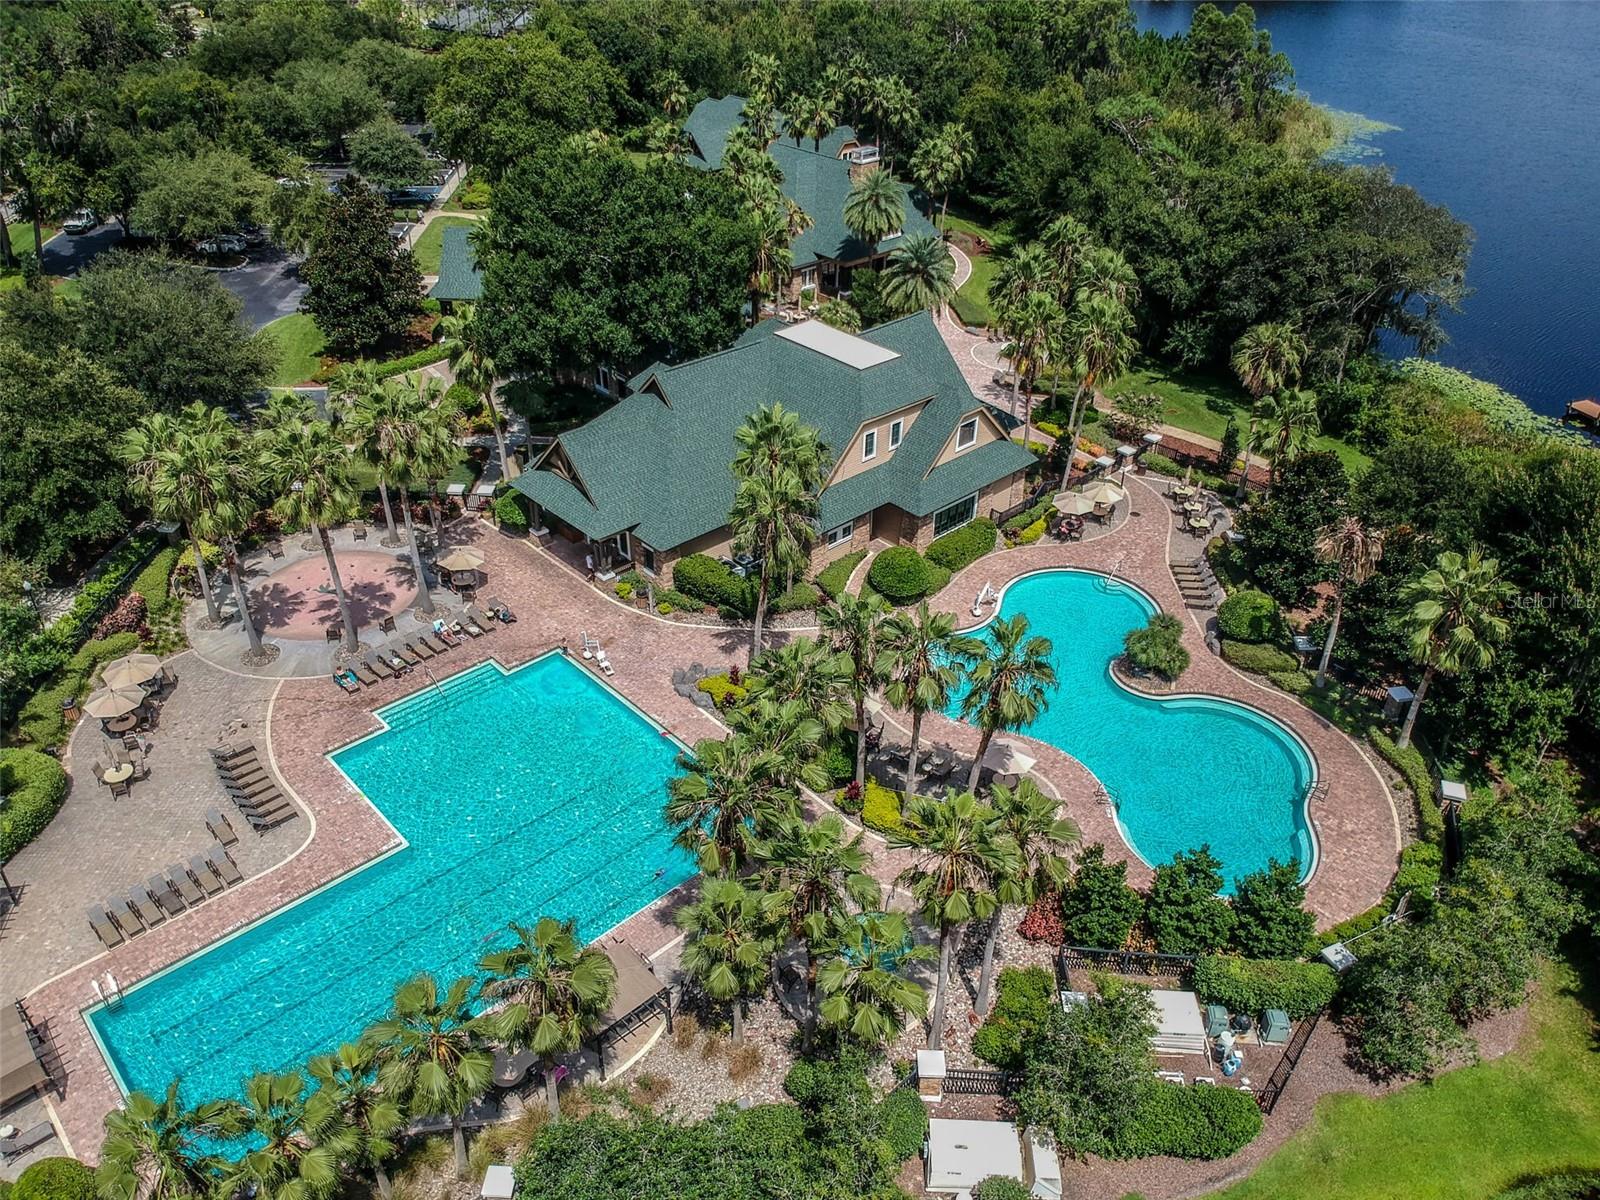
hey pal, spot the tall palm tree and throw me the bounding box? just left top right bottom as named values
left=215, top=1073, right=347, bottom=1200
left=1006, top=288, right=1068, bottom=445
left=958, top=614, right=1057, bottom=790
left=644, top=117, right=690, bottom=164
left=725, top=695, right=830, bottom=792
left=666, top=734, right=796, bottom=873
left=744, top=52, right=782, bottom=117
left=799, top=90, right=837, bottom=152
left=988, top=242, right=1054, bottom=323
left=1063, top=294, right=1137, bottom=481
left=1230, top=321, right=1307, bottom=401
left=1313, top=516, right=1384, bottom=689
left=747, top=200, right=794, bottom=322
left=257, top=419, right=362, bottom=652
left=1038, top=214, right=1094, bottom=300
left=384, top=379, right=459, bottom=616
left=819, top=592, right=892, bottom=787
left=748, top=635, right=854, bottom=733
left=1396, top=548, right=1515, bottom=750
left=439, top=304, right=511, bottom=481
left=730, top=403, right=829, bottom=663
left=751, top=812, right=881, bottom=1049
left=890, top=791, right=1016, bottom=1049
left=1254, top=387, right=1321, bottom=485
left=883, top=603, right=981, bottom=800
left=910, top=123, right=974, bottom=231
left=843, top=167, right=905, bottom=251
left=656, top=69, right=688, bottom=121
left=364, top=973, right=492, bottom=1178
left=863, top=75, right=917, bottom=171
left=330, top=361, right=401, bottom=546
left=96, top=1083, right=236, bottom=1200
left=816, top=909, right=934, bottom=1047
left=676, top=877, right=777, bottom=1045
left=307, top=1042, right=404, bottom=1200
left=479, top=918, right=617, bottom=1121
left=1075, top=245, right=1140, bottom=309
left=882, top=232, right=956, bottom=318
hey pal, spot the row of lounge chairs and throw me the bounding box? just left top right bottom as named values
left=87, top=844, right=244, bottom=949
left=210, top=742, right=297, bottom=831
left=332, top=600, right=517, bottom=692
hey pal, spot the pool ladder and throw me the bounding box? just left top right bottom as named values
left=92, top=972, right=124, bottom=1009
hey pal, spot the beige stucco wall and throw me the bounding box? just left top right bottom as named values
left=929, top=408, right=1008, bottom=469
left=826, top=398, right=931, bottom=486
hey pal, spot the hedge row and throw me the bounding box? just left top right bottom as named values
left=1003, top=497, right=1054, bottom=536
left=672, top=554, right=754, bottom=615
left=816, top=549, right=867, bottom=599
left=1190, top=955, right=1338, bottom=1020
left=1141, top=452, right=1185, bottom=477
left=926, top=517, right=997, bottom=572
left=1115, top=1081, right=1262, bottom=1160
left=0, top=749, right=70, bottom=860
left=10, top=633, right=141, bottom=750
left=1220, top=639, right=1300, bottom=675
left=129, top=546, right=180, bottom=615
left=1308, top=840, right=1443, bottom=952
left=1368, top=729, right=1442, bottom=840
left=493, top=492, right=529, bottom=533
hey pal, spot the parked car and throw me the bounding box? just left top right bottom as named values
left=238, top=223, right=268, bottom=246
left=194, top=233, right=246, bottom=256
left=62, top=208, right=98, bottom=234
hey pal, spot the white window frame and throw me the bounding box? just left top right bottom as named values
left=862, top=429, right=878, bottom=461
left=933, top=493, right=978, bottom=538
left=889, top=418, right=904, bottom=449
left=825, top=521, right=854, bottom=548
left=956, top=416, right=979, bottom=450
left=638, top=541, right=658, bottom=575
left=612, top=530, right=631, bottom=560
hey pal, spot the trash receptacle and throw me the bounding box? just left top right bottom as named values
left=1205, top=1004, right=1229, bottom=1037
left=1261, top=1009, right=1291, bottom=1044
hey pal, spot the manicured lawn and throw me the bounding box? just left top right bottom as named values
left=943, top=209, right=1009, bottom=328
left=411, top=215, right=479, bottom=275
left=1212, top=960, right=1600, bottom=1200
left=262, top=312, right=327, bottom=387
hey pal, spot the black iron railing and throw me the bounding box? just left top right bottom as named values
left=1057, top=945, right=1196, bottom=985
left=1255, top=1009, right=1321, bottom=1115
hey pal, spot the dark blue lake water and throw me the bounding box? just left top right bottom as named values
left=1133, top=1, right=1600, bottom=417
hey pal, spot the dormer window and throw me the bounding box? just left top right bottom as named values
left=889, top=419, right=904, bottom=448
left=862, top=429, right=878, bottom=461
left=956, top=417, right=978, bottom=450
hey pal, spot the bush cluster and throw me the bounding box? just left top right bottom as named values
left=10, top=1160, right=95, bottom=1200
left=772, top=582, right=821, bottom=613
left=859, top=779, right=904, bottom=835
left=1003, top=497, right=1054, bottom=537
left=696, top=673, right=747, bottom=710
left=972, top=967, right=1056, bottom=1071
left=972, top=1179, right=1033, bottom=1200
left=1216, top=588, right=1280, bottom=642
left=1016, top=518, right=1047, bottom=545
left=1220, top=639, right=1299, bottom=675
left=1124, top=612, right=1190, bottom=680
left=493, top=491, right=529, bottom=533
left=926, top=517, right=997, bottom=572
left=1141, top=452, right=1184, bottom=477
left=11, top=633, right=141, bottom=750
left=1190, top=955, right=1338, bottom=1020
left=1367, top=730, right=1441, bottom=839
left=1309, top=841, right=1442, bottom=952
left=877, top=1087, right=929, bottom=1160
left=815, top=549, right=867, bottom=599
left=92, top=591, right=148, bottom=639
left=672, top=554, right=754, bottom=615
left=172, top=540, right=223, bottom=595
left=866, top=546, right=933, bottom=605
left=818, top=737, right=855, bottom=788
left=0, top=749, right=70, bottom=860
left=129, top=545, right=180, bottom=615
left=1114, top=1082, right=1262, bottom=1159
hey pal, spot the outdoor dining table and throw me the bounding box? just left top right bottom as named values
left=1183, top=501, right=1204, bottom=513
left=105, top=711, right=140, bottom=734
left=1188, top=516, right=1213, bottom=534
left=102, top=762, right=135, bottom=787
left=1172, top=485, right=1195, bottom=499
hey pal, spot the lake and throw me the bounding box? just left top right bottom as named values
left=1133, top=0, right=1600, bottom=418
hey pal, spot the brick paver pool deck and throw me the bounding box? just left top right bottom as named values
left=19, top=478, right=1399, bottom=1162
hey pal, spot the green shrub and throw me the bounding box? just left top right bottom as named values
left=816, top=549, right=867, bottom=599
left=860, top=779, right=904, bottom=835
left=1216, top=588, right=1280, bottom=642
left=1061, top=845, right=1143, bottom=949
left=1003, top=497, right=1054, bottom=536
left=1141, top=451, right=1184, bottom=477
left=877, top=1086, right=929, bottom=1160
left=1308, top=840, right=1444, bottom=953
left=696, top=674, right=747, bottom=710
left=371, top=345, right=451, bottom=380
left=614, top=580, right=635, bottom=600
left=1191, top=955, right=1337, bottom=1020
left=1114, top=1081, right=1262, bottom=1159
left=972, top=966, right=1056, bottom=1071
left=972, top=1179, right=1032, bottom=1200
left=493, top=491, right=529, bottom=533
left=11, top=633, right=141, bottom=749
left=1268, top=669, right=1312, bottom=695
left=772, top=582, right=821, bottom=613
left=1016, top=518, right=1047, bottom=545
left=818, top=738, right=855, bottom=787
left=173, top=539, right=222, bottom=594
left=1220, top=639, right=1299, bottom=675
left=1493, top=1172, right=1600, bottom=1200
left=0, top=749, right=69, bottom=859
left=672, top=554, right=753, bottom=615
left=1124, top=612, right=1190, bottom=680
left=1368, top=730, right=1441, bottom=840
left=654, top=587, right=700, bottom=613
left=926, top=517, right=997, bottom=572
left=11, top=1159, right=96, bottom=1200
left=867, top=547, right=933, bottom=605
left=129, top=546, right=180, bottom=615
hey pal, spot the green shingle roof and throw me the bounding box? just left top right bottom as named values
left=512, top=312, right=1033, bottom=549
left=428, top=225, right=483, bottom=301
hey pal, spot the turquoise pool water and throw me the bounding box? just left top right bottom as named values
left=952, top=570, right=1315, bottom=890
left=87, top=654, right=691, bottom=1106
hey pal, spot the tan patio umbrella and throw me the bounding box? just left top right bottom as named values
left=82, top=684, right=147, bottom=720
left=1079, top=480, right=1128, bottom=507
left=435, top=548, right=486, bottom=573
left=102, top=653, right=163, bottom=690
left=1053, top=492, right=1097, bottom=516
left=981, top=737, right=1037, bottom=776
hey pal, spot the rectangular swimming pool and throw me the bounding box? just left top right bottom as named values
left=87, top=653, right=693, bottom=1106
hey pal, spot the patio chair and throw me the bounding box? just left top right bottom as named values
left=334, top=671, right=361, bottom=694
left=485, top=597, right=516, bottom=623
left=188, top=855, right=225, bottom=897
left=351, top=662, right=382, bottom=686
left=0, top=1122, right=57, bottom=1161
left=265, top=539, right=285, bottom=559
left=206, top=845, right=244, bottom=886
left=454, top=620, right=482, bottom=639
left=379, top=614, right=397, bottom=633
left=580, top=631, right=601, bottom=658
left=243, top=801, right=297, bottom=831
left=128, top=886, right=165, bottom=927
left=595, top=649, right=615, bottom=677
left=167, top=864, right=205, bottom=906
left=107, top=895, right=144, bottom=936
left=148, top=873, right=186, bottom=917
left=367, top=656, right=398, bottom=679
left=406, top=639, right=436, bottom=660
left=207, top=807, right=239, bottom=846
left=325, top=625, right=342, bottom=643
left=392, top=645, right=422, bottom=666
left=472, top=604, right=499, bottom=628
left=421, top=633, right=450, bottom=654
left=88, top=904, right=124, bottom=948
left=353, top=521, right=368, bottom=541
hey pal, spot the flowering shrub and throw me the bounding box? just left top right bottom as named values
left=92, top=591, right=148, bottom=639
left=1017, top=891, right=1066, bottom=945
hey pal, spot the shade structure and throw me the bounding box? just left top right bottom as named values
left=435, top=547, right=486, bottom=573
left=1053, top=492, right=1096, bottom=516
left=1079, top=480, right=1127, bottom=507
left=82, top=684, right=147, bottom=719
left=0, top=1002, right=48, bottom=1106
left=102, top=653, right=163, bottom=690
left=982, top=738, right=1036, bottom=776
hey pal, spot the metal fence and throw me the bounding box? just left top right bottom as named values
left=1057, top=945, right=1197, bottom=983
left=940, top=1068, right=1021, bottom=1096
left=1255, top=1009, right=1321, bottom=1115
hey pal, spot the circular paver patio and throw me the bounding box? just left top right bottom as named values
left=250, top=550, right=419, bottom=639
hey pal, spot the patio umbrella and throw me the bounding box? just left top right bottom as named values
left=435, top=548, right=486, bottom=573
left=1079, top=480, right=1127, bottom=507
left=102, top=653, right=163, bottom=690
left=82, top=684, right=147, bottom=720
left=981, top=738, right=1037, bottom=776
left=1053, top=492, right=1096, bottom=516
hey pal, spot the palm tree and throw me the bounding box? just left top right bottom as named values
left=910, top=123, right=975, bottom=231
left=745, top=52, right=782, bottom=117
left=751, top=812, right=881, bottom=1049
left=988, top=242, right=1053, bottom=323
left=958, top=614, right=1057, bottom=790
left=364, top=973, right=493, bottom=1178
left=977, top=779, right=1080, bottom=1012
left=798, top=90, right=837, bottom=152
left=1396, top=548, right=1515, bottom=750
left=1006, top=288, right=1067, bottom=445
left=677, top=877, right=777, bottom=1045
left=1313, top=517, right=1384, bottom=689
left=666, top=734, right=797, bottom=873
left=819, top=592, right=892, bottom=787
left=725, top=695, right=830, bottom=792
left=816, top=910, right=934, bottom=1047
left=96, top=1083, right=236, bottom=1200
left=330, top=361, right=401, bottom=546
left=1231, top=322, right=1307, bottom=401
left=307, top=1042, right=404, bottom=1200
left=883, top=603, right=980, bottom=800
left=479, top=918, right=617, bottom=1121
left=1254, top=387, right=1321, bottom=485
left=748, top=635, right=854, bottom=733
left=439, top=304, right=511, bottom=481
left=1038, top=214, right=1094, bottom=299
left=730, top=403, right=829, bottom=663
left=1076, top=245, right=1140, bottom=309
left=1062, top=294, right=1137, bottom=481
left=890, top=791, right=1016, bottom=1049
left=340, top=377, right=422, bottom=589
left=656, top=69, right=688, bottom=121
left=214, top=1073, right=347, bottom=1200
left=747, top=200, right=794, bottom=322
left=882, top=232, right=956, bottom=318
left=385, top=379, right=459, bottom=616
left=644, top=117, right=689, bottom=164
left=843, top=167, right=905, bottom=251
left=864, top=75, right=917, bottom=171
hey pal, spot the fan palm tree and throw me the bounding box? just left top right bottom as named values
left=656, top=69, right=688, bottom=121
left=96, top=1083, right=236, bottom=1200
left=1396, top=548, right=1515, bottom=750
left=988, top=242, right=1054, bottom=323
left=341, top=378, right=423, bottom=591
left=1254, top=387, right=1321, bottom=485
left=330, top=361, right=401, bottom=546
left=1063, top=294, right=1137, bottom=481
left=799, top=90, right=837, bottom=152
left=479, top=918, right=617, bottom=1121
left=1038, top=214, right=1094, bottom=299
left=1313, top=516, right=1384, bottom=689
left=438, top=304, right=511, bottom=481
left=1075, top=245, right=1140, bottom=309
left=745, top=52, right=782, bottom=116
left=890, top=791, right=1017, bottom=1049
left=1230, top=322, right=1307, bottom=401
left=910, top=123, right=975, bottom=231
left=677, top=877, right=778, bottom=1045
left=883, top=603, right=981, bottom=799
left=389, top=379, right=463, bottom=615
left=843, top=167, right=906, bottom=251
left=747, top=200, right=794, bottom=323
left=214, top=1072, right=348, bottom=1200
left=819, top=592, right=893, bottom=787
left=751, top=812, right=881, bottom=1049
left=666, top=733, right=797, bottom=873
left=364, top=973, right=492, bottom=1178
left=748, top=635, right=854, bottom=733
left=730, top=403, right=829, bottom=663
left=864, top=75, right=917, bottom=171
left=307, top=1042, right=404, bottom=1200
left=882, top=232, right=956, bottom=318
left=958, top=614, right=1057, bottom=790
left=257, top=418, right=362, bottom=651
left=1006, top=288, right=1068, bottom=445
left=816, top=909, right=935, bottom=1047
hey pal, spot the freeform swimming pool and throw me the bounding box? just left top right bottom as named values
left=952, top=570, right=1316, bottom=890
left=87, top=654, right=692, bottom=1106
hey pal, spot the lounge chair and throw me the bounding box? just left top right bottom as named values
left=107, top=895, right=144, bottom=937
left=88, top=905, right=124, bottom=948
left=211, top=741, right=257, bottom=762
left=207, top=807, right=239, bottom=846
left=128, top=886, right=165, bottom=926
left=0, top=1122, right=57, bottom=1161
left=223, top=768, right=271, bottom=791
left=243, top=803, right=297, bottom=831
left=233, top=788, right=287, bottom=814
left=353, top=521, right=368, bottom=541
left=168, top=864, right=204, bottom=906
left=265, top=540, right=284, bottom=559
left=433, top=627, right=461, bottom=648
left=188, top=855, right=225, bottom=897
left=394, top=645, right=423, bottom=666
left=379, top=614, right=397, bottom=633
left=148, top=873, right=185, bottom=917
left=366, top=656, right=397, bottom=679
left=454, top=620, right=482, bottom=639
left=207, top=845, right=244, bottom=886
left=350, top=661, right=382, bottom=686
left=485, top=596, right=515, bottom=622
left=325, top=625, right=342, bottom=642
left=595, top=649, right=615, bottom=677
left=472, top=604, right=499, bottom=627
left=334, top=671, right=361, bottom=694
left=406, top=639, right=436, bottom=660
